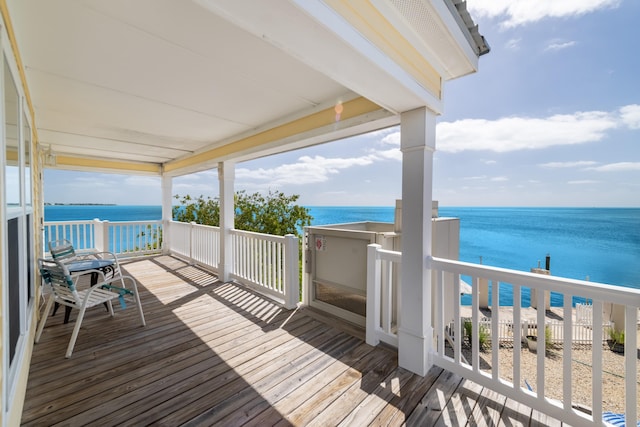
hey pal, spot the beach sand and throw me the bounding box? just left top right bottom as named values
left=454, top=306, right=640, bottom=417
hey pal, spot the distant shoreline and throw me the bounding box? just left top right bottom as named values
left=44, top=203, right=116, bottom=206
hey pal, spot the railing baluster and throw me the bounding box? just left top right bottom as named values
left=513, top=284, right=521, bottom=392
left=453, top=274, right=461, bottom=365
left=592, top=300, right=603, bottom=422
left=435, top=268, right=444, bottom=356
left=491, top=280, right=500, bottom=381
left=563, top=293, right=572, bottom=411
left=471, top=276, right=479, bottom=371
left=624, top=305, right=637, bottom=426
left=536, top=287, right=546, bottom=401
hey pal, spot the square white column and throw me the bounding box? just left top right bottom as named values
left=218, top=162, right=235, bottom=282
left=398, top=107, right=436, bottom=376
left=161, top=174, right=172, bottom=254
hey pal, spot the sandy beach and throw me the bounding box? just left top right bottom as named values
left=455, top=306, right=640, bottom=417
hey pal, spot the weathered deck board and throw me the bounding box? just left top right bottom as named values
left=22, top=255, right=551, bottom=426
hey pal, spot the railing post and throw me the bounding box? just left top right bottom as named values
left=93, top=218, right=102, bottom=252
left=189, top=221, right=196, bottom=263
left=366, top=244, right=382, bottom=346
left=283, top=234, right=299, bottom=310
left=94, top=219, right=109, bottom=252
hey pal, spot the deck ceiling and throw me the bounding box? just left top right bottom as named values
left=6, top=0, right=482, bottom=176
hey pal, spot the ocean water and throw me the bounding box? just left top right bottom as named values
left=45, top=205, right=640, bottom=305
left=45, top=205, right=162, bottom=222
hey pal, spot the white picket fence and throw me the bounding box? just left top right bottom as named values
left=576, top=302, right=593, bottom=324
left=454, top=317, right=614, bottom=347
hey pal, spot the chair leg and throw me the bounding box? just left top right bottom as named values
left=66, top=306, right=87, bottom=358
left=132, top=284, right=146, bottom=326
left=35, top=296, right=54, bottom=343
left=107, top=300, right=115, bottom=317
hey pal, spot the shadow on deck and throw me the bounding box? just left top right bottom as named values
left=22, top=255, right=559, bottom=426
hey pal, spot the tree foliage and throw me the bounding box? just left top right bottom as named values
left=173, top=190, right=312, bottom=238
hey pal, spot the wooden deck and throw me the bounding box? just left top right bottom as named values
left=22, top=255, right=563, bottom=426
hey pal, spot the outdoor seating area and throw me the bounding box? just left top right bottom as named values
left=23, top=255, right=564, bottom=426
left=35, top=255, right=146, bottom=358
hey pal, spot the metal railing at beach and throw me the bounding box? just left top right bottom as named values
left=366, top=243, right=640, bottom=427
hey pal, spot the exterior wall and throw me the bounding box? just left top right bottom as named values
left=0, top=3, right=40, bottom=425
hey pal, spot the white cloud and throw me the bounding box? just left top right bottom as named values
left=568, top=180, right=600, bottom=184
left=540, top=161, right=598, bottom=168
left=467, top=0, right=620, bottom=28
left=545, top=40, right=576, bottom=52
left=374, top=148, right=402, bottom=161
left=491, top=176, right=509, bottom=182
left=236, top=154, right=378, bottom=186
left=124, top=176, right=160, bottom=187
left=437, top=110, right=617, bottom=153
left=505, top=38, right=521, bottom=50
left=587, top=162, right=640, bottom=172
left=620, top=104, right=640, bottom=129
left=380, top=131, right=400, bottom=146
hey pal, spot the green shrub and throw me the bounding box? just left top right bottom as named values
left=608, top=328, right=625, bottom=345
left=544, top=325, right=553, bottom=350
left=463, top=320, right=489, bottom=351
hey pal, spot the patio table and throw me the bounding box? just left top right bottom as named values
left=54, top=259, right=116, bottom=323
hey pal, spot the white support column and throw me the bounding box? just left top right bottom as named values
left=398, top=107, right=437, bottom=376
left=161, top=174, right=172, bottom=254
left=218, top=162, right=235, bottom=282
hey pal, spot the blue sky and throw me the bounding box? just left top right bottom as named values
left=44, top=0, right=640, bottom=207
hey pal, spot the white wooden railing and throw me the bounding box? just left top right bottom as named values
left=46, top=219, right=300, bottom=309
left=44, top=220, right=96, bottom=253
left=167, top=220, right=220, bottom=269
left=366, top=244, right=640, bottom=427
left=166, top=221, right=298, bottom=309
left=230, top=229, right=299, bottom=309
left=44, top=219, right=162, bottom=257
left=366, top=244, right=402, bottom=348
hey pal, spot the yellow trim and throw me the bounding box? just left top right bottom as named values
left=325, top=0, right=441, bottom=99
left=164, top=97, right=382, bottom=173
left=6, top=146, right=17, bottom=161
left=0, top=0, right=39, bottom=143
left=55, top=156, right=162, bottom=174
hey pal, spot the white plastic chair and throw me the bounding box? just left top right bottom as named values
left=35, top=258, right=146, bottom=358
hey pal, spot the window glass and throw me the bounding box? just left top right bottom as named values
left=24, top=112, right=32, bottom=206
left=4, top=57, right=20, bottom=206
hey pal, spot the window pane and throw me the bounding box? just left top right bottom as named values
left=24, top=112, right=32, bottom=206
left=4, top=57, right=20, bottom=206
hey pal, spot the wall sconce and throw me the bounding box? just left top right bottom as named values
left=44, top=145, right=57, bottom=166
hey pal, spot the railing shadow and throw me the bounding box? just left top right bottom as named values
left=139, top=255, right=459, bottom=424
left=24, top=254, right=540, bottom=425
left=23, top=255, right=298, bottom=426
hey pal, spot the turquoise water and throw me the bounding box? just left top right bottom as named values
left=45, top=205, right=640, bottom=305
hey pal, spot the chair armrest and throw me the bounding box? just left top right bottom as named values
left=90, top=275, right=138, bottom=308
left=69, top=269, right=107, bottom=285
